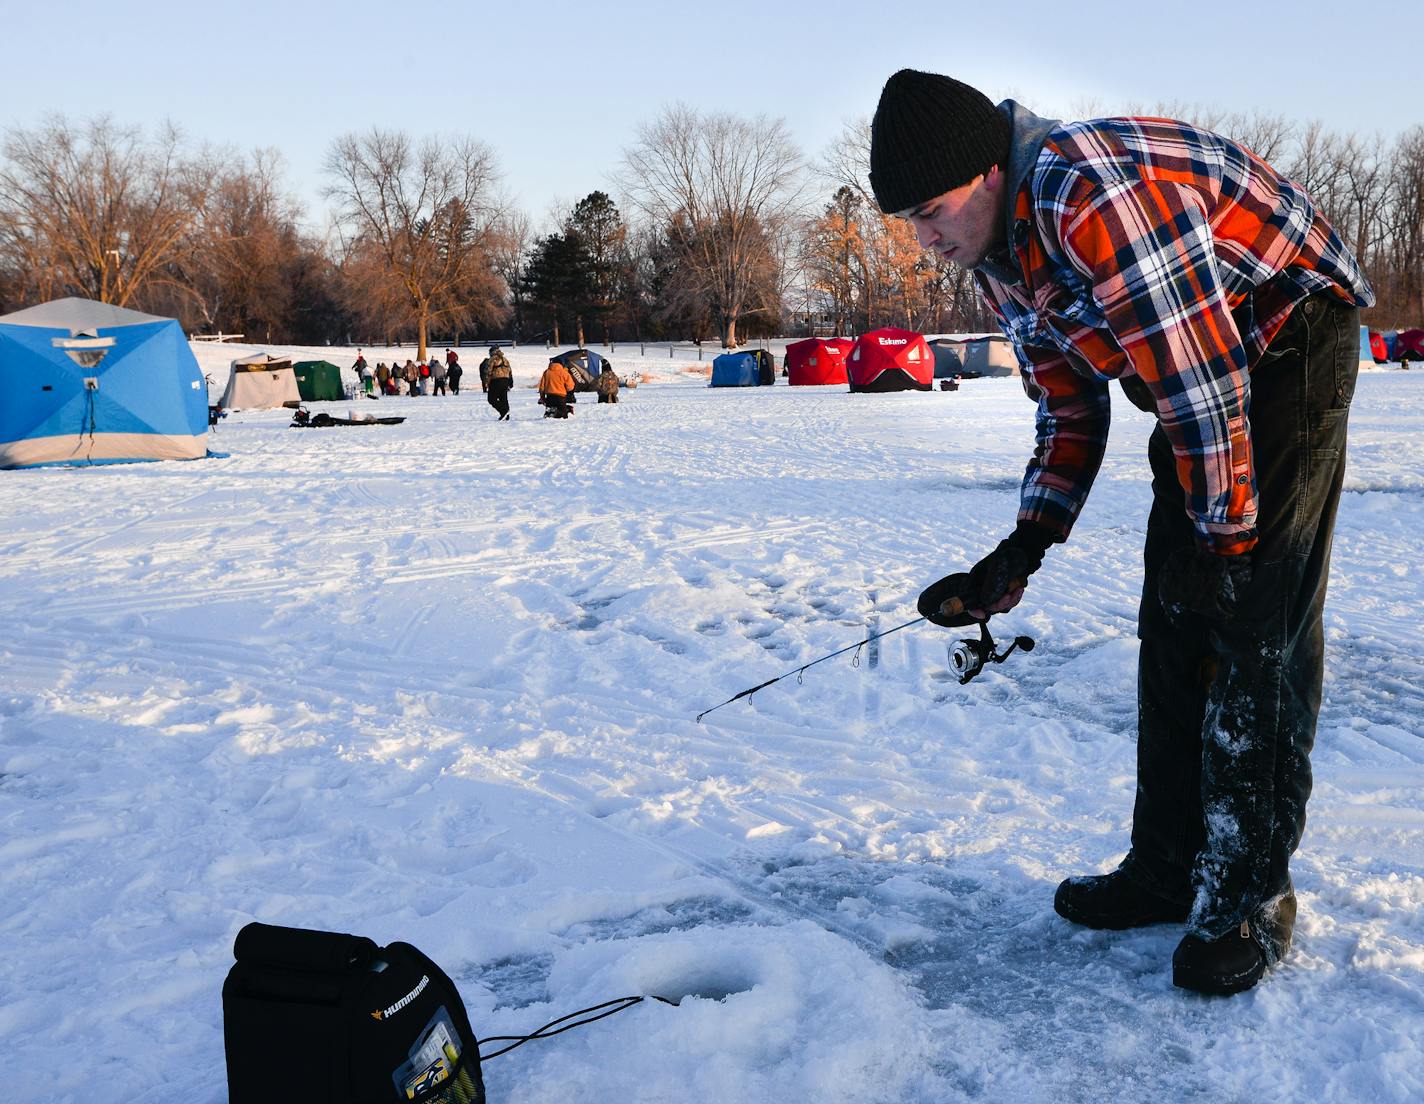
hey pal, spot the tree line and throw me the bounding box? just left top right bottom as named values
left=3, top=104, right=1422, bottom=358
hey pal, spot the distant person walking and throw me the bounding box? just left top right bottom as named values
left=432, top=356, right=448, bottom=396
left=478, top=350, right=493, bottom=392
left=403, top=359, right=419, bottom=397
left=486, top=348, right=514, bottom=420
left=446, top=350, right=463, bottom=395
left=376, top=361, right=390, bottom=394
left=539, top=358, right=576, bottom=419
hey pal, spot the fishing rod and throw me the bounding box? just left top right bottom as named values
left=695, top=615, right=927, bottom=723
left=695, top=592, right=1035, bottom=723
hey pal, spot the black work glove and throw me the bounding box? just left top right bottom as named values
left=918, top=522, right=1056, bottom=627
left=1158, top=546, right=1253, bottom=624
left=917, top=572, right=979, bottom=627
left=967, top=522, right=1053, bottom=611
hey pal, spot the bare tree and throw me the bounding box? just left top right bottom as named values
left=1127, top=101, right=1298, bottom=166
left=620, top=105, right=805, bottom=347
left=817, top=117, right=875, bottom=208
left=1216, top=112, right=1297, bottom=166
left=488, top=209, right=531, bottom=339
left=644, top=215, right=714, bottom=340
left=324, top=129, right=505, bottom=359
left=1280, top=121, right=1351, bottom=224
left=0, top=116, right=209, bottom=306
left=1336, top=133, right=1393, bottom=270
left=337, top=239, right=414, bottom=343
left=1066, top=96, right=1110, bottom=123
left=159, top=148, right=306, bottom=338
left=620, top=220, right=662, bottom=340
left=1386, top=126, right=1424, bottom=322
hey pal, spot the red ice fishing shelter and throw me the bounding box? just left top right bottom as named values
left=847, top=328, right=933, bottom=392
left=1369, top=331, right=1389, bottom=362
left=785, top=337, right=853, bottom=385
left=1396, top=328, right=1424, bottom=360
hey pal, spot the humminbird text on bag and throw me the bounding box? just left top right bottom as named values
left=372, top=974, right=429, bottom=1021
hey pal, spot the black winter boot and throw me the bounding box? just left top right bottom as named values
left=1256, top=890, right=1297, bottom=965
left=1054, top=869, right=1190, bottom=930
left=1172, top=893, right=1297, bottom=995
left=1173, top=923, right=1265, bottom=995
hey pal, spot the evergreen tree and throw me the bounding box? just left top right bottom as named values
left=521, top=231, right=593, bottom=346
left=565, top=191, right=627, bottom=341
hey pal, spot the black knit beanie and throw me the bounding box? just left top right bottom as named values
left=869, top=70, right=1011, bottom=214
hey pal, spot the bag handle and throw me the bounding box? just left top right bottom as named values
left=233, top=922, right=378, bottom=974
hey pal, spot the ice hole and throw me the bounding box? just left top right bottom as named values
left=646, top=963, right=758, bottom=1004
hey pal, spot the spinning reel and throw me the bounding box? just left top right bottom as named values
left=948, top=619, right=1035, bottom=684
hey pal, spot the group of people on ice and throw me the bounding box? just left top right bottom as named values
left=354, top=350, right=465, bottom=398
left=350, top=345, right=620, bottom=421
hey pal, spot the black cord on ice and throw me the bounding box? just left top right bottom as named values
left=478, top=994, right=677, bottom=1061
left=695, top=616, right=927, bottom=723
left=66, top=385, right=98, bottom=464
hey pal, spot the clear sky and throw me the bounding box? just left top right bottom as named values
left=9, top=0, right=1420, bottom=233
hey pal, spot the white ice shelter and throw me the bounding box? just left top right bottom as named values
left=219, top=353, right=300, bottom=410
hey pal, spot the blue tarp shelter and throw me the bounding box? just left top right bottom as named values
left=929, top=342, right=963, bottom=378
left=0, top=297, right=207, bottom=468
left=550, top=348, right=606, bottom=391
left=710, top=351, right=761, bottom=387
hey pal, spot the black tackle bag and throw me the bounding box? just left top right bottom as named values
left=223, top=922, right=485, bottom=1104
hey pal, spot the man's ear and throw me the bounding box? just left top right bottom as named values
left=983, top=165, right=1003, bottom=192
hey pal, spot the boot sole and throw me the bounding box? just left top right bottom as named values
left=1173, top=957, right=1266, bottom=996
left=1055, top=904, right=1190, bottom=930
left=1053, top=884, right=1190, bottom=931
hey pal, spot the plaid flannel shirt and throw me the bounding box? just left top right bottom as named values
left=976, top=115, right=1373, bottom=555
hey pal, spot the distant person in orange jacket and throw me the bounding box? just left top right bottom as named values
left=539, top=359, right=576, bottom=419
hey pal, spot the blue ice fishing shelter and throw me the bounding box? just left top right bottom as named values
left=710, top=351, right=760, bottom=387
left=550, top=347, right=607, bottom=391
left=0, top=297, right=208, bottom=469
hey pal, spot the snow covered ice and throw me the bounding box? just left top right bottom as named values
left=1, top=344, right=1422, bottom=1102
